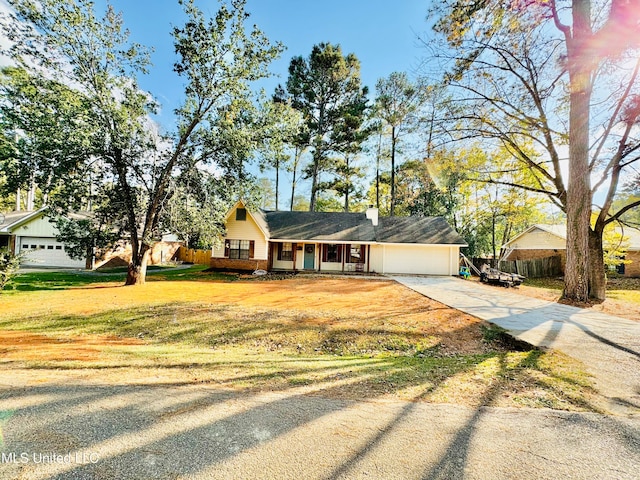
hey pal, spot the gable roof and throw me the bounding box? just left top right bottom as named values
left=1, top=208, right=95, bottom=234
left=258, top=210, right=467, bottom=246
left=504, top=224, right=640, bottom=250
left=0, top=208, right=46, bottom=233
left=261, top=211, right=376, bottom=242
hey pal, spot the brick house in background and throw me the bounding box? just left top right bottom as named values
left=502, top=224, right=640, bottom=277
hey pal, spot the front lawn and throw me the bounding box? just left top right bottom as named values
left=4, top=264, right=220, bottom=291
left=520, top=276, right=640, bottom=321
left=0, top=274, right=603, bottom=412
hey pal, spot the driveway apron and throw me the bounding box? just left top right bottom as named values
left=392, top=275, right=640, bottom=415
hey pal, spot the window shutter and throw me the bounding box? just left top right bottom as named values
left=224, top=241, right=230, bottom=258
left=337, top=245, right=342, bottom=263
left=249, top=241, right=255, bottom=259
left=346, top=244, right=351, bottom=262
left=322, top=245, right=327, bottom=262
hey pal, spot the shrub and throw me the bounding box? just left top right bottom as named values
left=0, top=248, right=25, bottom=292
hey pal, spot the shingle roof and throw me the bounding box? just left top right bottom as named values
left=262, top=211, right=376, bottom=242
left=376, top=216, right=467, bottom=244
left=259, top=210, right=467, bottom=245
left=505, top=224, right=640, bottom=250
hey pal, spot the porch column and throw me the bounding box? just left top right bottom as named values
left=292, top=242, right=297, bottom=272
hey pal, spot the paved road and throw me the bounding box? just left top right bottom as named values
left=393, top=276, right=640, bottom=416
left=0, top=382, right=639, bottom=480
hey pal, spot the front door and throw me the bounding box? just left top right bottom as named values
left=303, top=244, right=315, bottom=270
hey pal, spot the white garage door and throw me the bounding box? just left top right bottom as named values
left=19, top=237, right=85, bottom=268
left=383, top=245, right=452, bottom=275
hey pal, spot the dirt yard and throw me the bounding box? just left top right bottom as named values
left=0, top=277, right=488, bottom=358
left=0, top=275, right=601, bottom=411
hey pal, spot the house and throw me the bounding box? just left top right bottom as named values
left=0, top=208, right=88, bottom=268
left=210, top=201, right=467, bottom=276
left=0, top=207, right=182, bottom=269
left=502, top=224, right=640, bottom=277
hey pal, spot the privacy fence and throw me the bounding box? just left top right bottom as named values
left=471, top=255, right=562, bottom=279
left=175, top=246, right=212, bottom=266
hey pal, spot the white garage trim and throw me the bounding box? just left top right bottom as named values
left=17, top=236, right=85, bottom=268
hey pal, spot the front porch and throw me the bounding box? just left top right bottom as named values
left=269, top=241, right=372, bottom=274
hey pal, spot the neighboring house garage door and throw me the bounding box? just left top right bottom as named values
left=383, top=245, right=451, bottom=275
left=19, top=237, right=85, bottom=268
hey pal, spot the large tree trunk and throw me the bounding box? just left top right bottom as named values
left=125, top=244, right=151, bottom=286
left=563, top=0, right=593, bottom=303
left=588, top=227, right=607, bottom=301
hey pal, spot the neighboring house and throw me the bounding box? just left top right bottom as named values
left=210, top=201, right=467, bottom=276
left=0, top=208, right=87, bottom=268
left=503, top=224, right=640, bottom=277
left=0, top=208, right=182, bottom=269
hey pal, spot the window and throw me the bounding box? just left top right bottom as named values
left=55, top=245, right=62, bottom=250
left=322, top=244, right=342, bottom=263
left=225, top=239, right=254, bottom=260
left=236, top=208, right=247, bottom=221
left=39, top=245, right=45, bottom=250
left=22, top=245, right=29, bottom=249
left=348, top=244, right=364, bottom=264
left=278, top=243, right=293, bottom=261
left=47, top=245, right=54, bottom=250
left=30, top=245, right=36, bottom=249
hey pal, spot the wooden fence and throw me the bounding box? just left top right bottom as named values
left=471, top=255, right=562, bottom=279
left=175, top=246, right=212, bottom=266
left=498, top=256, right=562, bottom=278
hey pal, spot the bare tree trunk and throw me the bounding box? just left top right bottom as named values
left=390, top=126, right=397, bottom=216
left=376, top=132, right=382, bottom=209
left=125, top=243, right=151, bottom=285
left=588, top=227, right=606, bottom=301
left=309, top=151, right=320, bottom=212
left=563, top=0, right=592, bottom=302
left=275, top=157, right=280, bottom=211
left=290, top=146, right=299, bottom=211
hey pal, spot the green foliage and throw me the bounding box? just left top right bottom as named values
left=283, top=42, right=369, bottom=211
left=0, top=248, right=25, bottom=292
left=1, top=0, right=283, bottom=284
left=0, top=66, right=98, bottom=207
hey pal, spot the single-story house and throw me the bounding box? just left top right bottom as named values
left=503, top=224, right=640, bottom=277
left=0, top=208, right=88, bottom=268
left=210, top=201, right=467, bottom=276
left=0, top=207, right=181, bottom=269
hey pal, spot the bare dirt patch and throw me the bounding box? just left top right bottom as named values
left=0, top=330, right=143, bottom=362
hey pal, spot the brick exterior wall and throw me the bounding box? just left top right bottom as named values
left=624, top=251, right=640, bottom=277
left=209, top=257, right=268, bottom=272
left=505, top=249, right=566, bottom=271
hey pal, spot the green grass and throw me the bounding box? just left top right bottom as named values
left=525, top=276, right=640, bottom=305
left=0, top=272, right=603, bottom=411
left=5, top=264, right=227, bottom=292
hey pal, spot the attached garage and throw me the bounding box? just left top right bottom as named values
left=1, top=209, right=89, bottom=269
left=18, top=236, right=85, bottom=268
left=381, top=244, right=457, bottom=275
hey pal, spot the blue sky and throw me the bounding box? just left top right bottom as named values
left=100, top=0, right=432, bottom=128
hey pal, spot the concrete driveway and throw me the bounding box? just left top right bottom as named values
left=393, top=276, right=640, bottom=415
